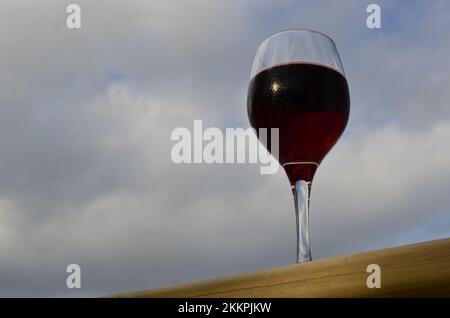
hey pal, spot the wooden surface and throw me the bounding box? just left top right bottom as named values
left=111, top=238, right=450, bottom=298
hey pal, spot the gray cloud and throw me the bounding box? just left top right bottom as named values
left=0, top=0, right=449, bottom=297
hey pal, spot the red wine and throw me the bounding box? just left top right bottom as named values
left=247, top=62, right=350, bottom=185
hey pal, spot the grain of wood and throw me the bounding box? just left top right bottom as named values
left=110, top=238, right=450, bottom=298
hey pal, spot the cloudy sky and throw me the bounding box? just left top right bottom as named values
left=0, top=0, right=449, bottom=297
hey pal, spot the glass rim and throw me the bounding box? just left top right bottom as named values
left=259, top=28, right=337, bottom=48
left=251, top=28, right=345, bottom=78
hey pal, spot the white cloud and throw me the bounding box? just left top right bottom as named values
left=312, top=122, right=450, bottom=255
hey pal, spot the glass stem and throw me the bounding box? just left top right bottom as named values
left=294, top=180, right=312, bottom=263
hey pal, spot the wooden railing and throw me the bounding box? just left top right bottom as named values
left=111, top=238, right=450, bottom=297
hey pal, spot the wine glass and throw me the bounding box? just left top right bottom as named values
left=247, top=29, right=350, bottom=263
